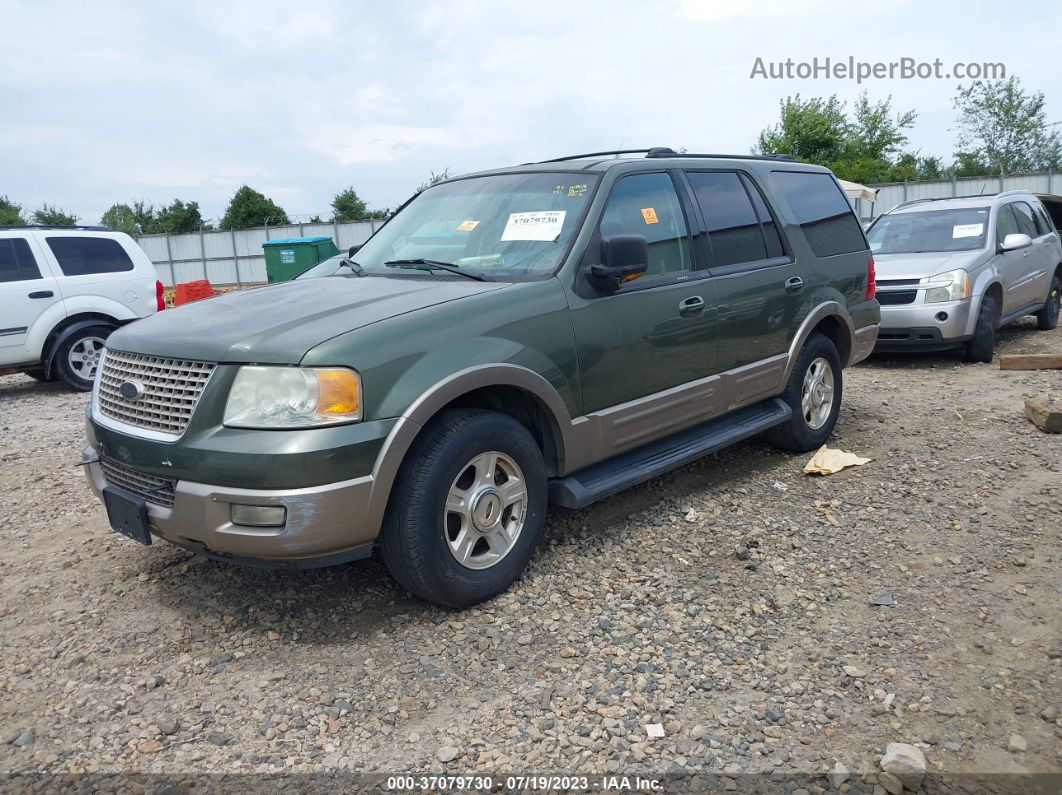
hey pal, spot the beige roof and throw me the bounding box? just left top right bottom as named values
left=838, top=179, right=877, bottom=203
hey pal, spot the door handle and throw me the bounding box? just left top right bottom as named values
left=784, top=276, right=805, bottom=294
left=28, top=290, right=54, bottom=299
left=678, top=295, right=705, bottom=317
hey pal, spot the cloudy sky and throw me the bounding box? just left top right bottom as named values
left=1, top=0, right=1059, bottom=225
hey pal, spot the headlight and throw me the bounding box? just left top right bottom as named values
left=923, top=269, right=971, bottom=303
left=223, top=366, right=362, bottom=429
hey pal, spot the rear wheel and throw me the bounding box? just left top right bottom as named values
left=963, top=294, right=998, bottom=363
left=380, top=409, right=548, bottom=608
left=54, top=325, right=111, bottom=391
left=1034, top=273, right=1060, bottom=330
left=767, top=333, right=842, bottom=453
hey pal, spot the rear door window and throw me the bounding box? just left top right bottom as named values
left=741, top=174, right=786, bottom=258
left=0, top=238, right=43, bottom=283
left=771, top=171, right=865, bottom=257
left=686, top=171, right=767, bottom=267
left=46, top=237, right=134, bottom=276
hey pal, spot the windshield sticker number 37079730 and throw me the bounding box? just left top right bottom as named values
left=501, top=211, right=567, bottom=242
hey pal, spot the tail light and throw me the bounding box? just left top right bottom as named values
left=155, top=280, right=166, bottom=311
left=866, top=256, right=876, bottom=301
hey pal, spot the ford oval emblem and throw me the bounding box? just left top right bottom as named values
left=119, top=379, right=146, bottom=401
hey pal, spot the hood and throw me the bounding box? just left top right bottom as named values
left=873, top=250, right=983, bottom=281
left=106, top=275, right=508, bottom=363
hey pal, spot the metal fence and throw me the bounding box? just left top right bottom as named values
left=140, top=171, right=1062, bottom=286
left=139, top=219, right=383, bottom=287
left=861, top=170, right=1062, bottom=221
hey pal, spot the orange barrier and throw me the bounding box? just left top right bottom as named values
left=173, top=280, right=216, bottom=306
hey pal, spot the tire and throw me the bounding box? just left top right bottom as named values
left=962, top=294, right=998, bottom=363
left=54, top=325, right=111, bottom=391
left=25, top=369, right=51, bottom=382
left=767, top=333, right=843, bottom=453
left=380, top=408, right=548, bottom=608
left=1034, top=273, right=1060, bottom=331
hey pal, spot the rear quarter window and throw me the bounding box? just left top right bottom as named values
left=46, top=237, right=135, bottom=276
left=771, top=171, right=866, bottom=257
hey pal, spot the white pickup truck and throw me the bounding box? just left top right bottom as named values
left=0, top=226, right=164, bottom=390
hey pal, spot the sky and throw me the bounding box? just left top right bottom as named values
left=1, top=0, right=1059, bottom=226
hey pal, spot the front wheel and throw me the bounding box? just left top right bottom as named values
left=963, top=294, right=998, bottom=363
left=767, top=333, right=843, bottom=453
left=380, top=409, right=548, bottom=608
left=1035, top=274, right=1060, bottom=331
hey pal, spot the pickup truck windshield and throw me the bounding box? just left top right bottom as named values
left=350, top=172, right=598, bottom=279
left=867, top=207, right=990, bottom=254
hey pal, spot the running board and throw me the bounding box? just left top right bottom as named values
left=549, top=398, right=791, bottom=509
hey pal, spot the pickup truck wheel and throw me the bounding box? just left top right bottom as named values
left=962, top=294, right=997, bottom=363
left=380, top=408, right=548, bottom=608
left=54, top=326, right=111, bottom=391
left=767, top=333, right=842, bottom=453
left=1034, top=274, right=1060, bottom=330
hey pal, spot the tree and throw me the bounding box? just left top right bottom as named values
left=416, top=168, right=451, bottom=193
left=0, top=195, right=27, bottom=226
left=952, top=76, right=1061, bottom=174
left=154, top=199, right=205, bottom=234
left=101, top=201, right=152, bottom=235
left=755, top=92, right=922, bottom=183
left=219, top=186, right=289, bottom=229
left=331, top=186, right=369, bottom=221
left=32, top=203, right=79, bottom=226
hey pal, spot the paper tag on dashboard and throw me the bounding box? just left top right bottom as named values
left=501, top=210, right=566, bottom=241
left=952, top=223, right=983, bottom=239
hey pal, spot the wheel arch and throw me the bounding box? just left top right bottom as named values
left=783, top=301, right=855, bottom=382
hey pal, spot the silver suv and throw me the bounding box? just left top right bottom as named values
left=867, top=191, right=1062, bottom=361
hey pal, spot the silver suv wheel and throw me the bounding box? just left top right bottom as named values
left=801, top=356, right=835, bottom=430
left=444, top=451, right=527, bottom=570
left=67, top=336, right=106, bottom=381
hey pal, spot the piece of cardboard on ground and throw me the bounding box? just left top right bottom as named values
left=803, top=445, right=871, bottom=475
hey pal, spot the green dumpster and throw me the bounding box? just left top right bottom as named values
left=262, top=236, right=340, bottom=283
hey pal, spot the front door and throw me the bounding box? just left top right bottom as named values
left=0, top=236, right=64, bottom=366
left=567, top=171, right=718, bottom=415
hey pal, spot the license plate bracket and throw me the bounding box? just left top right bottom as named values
left=102, top=486, right=152, bottom=545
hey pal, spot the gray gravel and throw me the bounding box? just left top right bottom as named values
left=1, top=320, right=1060, bottom=791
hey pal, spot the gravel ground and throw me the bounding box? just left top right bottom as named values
left=1, top=321, right=1060, bottom=793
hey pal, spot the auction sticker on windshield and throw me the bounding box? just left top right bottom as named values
left=952, top=223, right=984, bottom=239
left=501, top=210, right=566, bottom=241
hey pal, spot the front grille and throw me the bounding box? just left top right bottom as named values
left=100, top=456, right=176, bottom=508
left=877, top=291, right=918, bottom=305
left=97, top=350, right=216, bottom=437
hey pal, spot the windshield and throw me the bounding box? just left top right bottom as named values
left=867, top=206, right=990, bottom=254
left=345, top=172, right=598, bottom=279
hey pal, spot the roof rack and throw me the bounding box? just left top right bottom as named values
left=892, top=190, right=1032, bottom=211
left=0, top=224, right=112, bottom=231
left=538, top=147, right=798, bottom=164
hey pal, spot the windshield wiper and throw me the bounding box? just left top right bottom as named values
left=383, top=258, right=491, bottom=282
left=337, top=259, right=366, bottom=277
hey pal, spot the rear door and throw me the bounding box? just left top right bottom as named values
left=0, top=235, right=64, bottom=366
left=683, top=169, right=799, bottom=375
left=40, top=234, right=151, bottom=316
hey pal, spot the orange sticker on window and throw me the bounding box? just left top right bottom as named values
left=641, top=207, right=659, bottom=224
left=457, top=220, right=480, bottom=232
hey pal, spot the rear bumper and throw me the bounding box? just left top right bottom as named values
left=84, top=443, right=378, bottom=565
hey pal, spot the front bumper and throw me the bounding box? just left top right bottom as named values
left=875, top=298, right=975, bottom=350
left=84, top=442, right=380, bottom=566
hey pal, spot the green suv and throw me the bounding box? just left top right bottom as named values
left=84, top=148, right=879, bottom=607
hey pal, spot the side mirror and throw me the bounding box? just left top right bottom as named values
left=590, top=235, right=649, bottom=287
left=1000, top=233, right=1032, bottom=252
left=348, top=244, right=362, bottom=258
